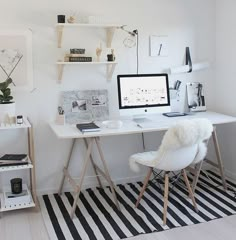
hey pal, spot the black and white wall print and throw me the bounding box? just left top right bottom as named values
left=186, top=82, right=206, bottom=112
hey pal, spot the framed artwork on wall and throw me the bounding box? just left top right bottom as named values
left=0, top=28, right=33, bottom=91
left=149, top=35, right=169, bottom=57
left=186, top=82, right=206, bottom=112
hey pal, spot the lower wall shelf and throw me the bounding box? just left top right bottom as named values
left=56, top=61, right=117, bottom=82
left=0, top=184, right=35, bottom=212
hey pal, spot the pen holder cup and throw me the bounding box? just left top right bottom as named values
left=169, top=89, right=178, bottom=100
left=56, top=114, right=65, bottom=125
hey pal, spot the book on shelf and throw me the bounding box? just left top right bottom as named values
left=69, top=56, right=92, bottom=62
left=0, top=154, right=29, bottom=167
left=76, top=122, right=100, bottom=133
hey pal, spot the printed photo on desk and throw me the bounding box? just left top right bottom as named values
left=186, top=82, right=206, bottom=112
left=62, top=89, right=109, bottom=124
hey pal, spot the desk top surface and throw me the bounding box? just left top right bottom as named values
left=50, top=111, right=236, bottom=139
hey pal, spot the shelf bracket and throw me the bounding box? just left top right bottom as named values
left=107, top=63, right=116, bottom=80
left=58, top=64, right=64, bottom=83
left=106, top=27, right=116, bottom=48
left=57, top=25, right=64, bottom=48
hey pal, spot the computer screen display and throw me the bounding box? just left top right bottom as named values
left=117, top=74, right=170, bottom=117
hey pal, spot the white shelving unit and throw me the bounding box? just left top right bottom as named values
left=56, top=23, right=120, bottom=82
left=0, top=117, right=37, bottom=213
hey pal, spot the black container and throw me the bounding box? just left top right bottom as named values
left=107, top=54, right=115, bottom=62
left=57, top=15, right=65, bottom=23
left=11, top=178, right=22, bottom=194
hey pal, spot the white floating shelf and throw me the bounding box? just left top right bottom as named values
left=56, top=61, right=117, bottom=82
left=0, top=157, right=33, bottom=173
left=56, top=23, right=121, bottom=28
left=0, top=117, right=31, bottom=130
left=56, top=23, right=121, bottom=48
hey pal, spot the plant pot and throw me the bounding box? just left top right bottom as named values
left=0, top=102, right=16, bottom=123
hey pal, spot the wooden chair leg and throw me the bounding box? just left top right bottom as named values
left=135, top=167, right=153, bottom=208
left=163, top=172, right=169, bottom=225
left=182, top=169, right=198, bottom=212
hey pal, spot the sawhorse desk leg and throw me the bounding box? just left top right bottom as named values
left=191, top=126, right=228, bottom=193
left=58, top=139, right=76, bottom=195
left=59, top=137, right=120, bottom=219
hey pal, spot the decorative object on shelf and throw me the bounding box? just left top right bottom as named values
left=11, top=178, right=22, bottom=194
left=107, top=49, right=115, bottom=62
left=70, top=48, right=85, bottom=54
left=62, top=89, right=109, bottom=124
left=186, top=82, right=206, bottom=112
left=67, top=11, right=77, bottom=23
left=16, top=115, right=23, bottom=124
left=170, top=47, right=210, bottom=74
left=96, top=43, right=102, bottom=62
left=67, top=15, right=76, bottom=24
left=150, top=35, right=168, bottom=57
left=57, top=15, right=65, bottom=23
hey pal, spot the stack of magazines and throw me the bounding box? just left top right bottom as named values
left=0, top=154, right=29, bottom=167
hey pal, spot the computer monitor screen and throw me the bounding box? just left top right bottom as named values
left=117, top=74, right=170, bottom=119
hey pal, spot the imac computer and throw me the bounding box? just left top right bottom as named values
left=117, top=74, right=171, bottom=121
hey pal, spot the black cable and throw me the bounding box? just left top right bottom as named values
left=136, top=30, right=139, bottom=74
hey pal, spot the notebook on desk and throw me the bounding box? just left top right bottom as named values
left=76, top=122, right=100, bottom=133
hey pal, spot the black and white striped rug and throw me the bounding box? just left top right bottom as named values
left=39, top=170, right=236, bottom=240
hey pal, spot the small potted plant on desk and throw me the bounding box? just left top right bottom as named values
left=0, top=78, right=15, bottom=123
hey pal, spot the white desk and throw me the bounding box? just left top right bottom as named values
left=50, top=111, right=236, bottom=218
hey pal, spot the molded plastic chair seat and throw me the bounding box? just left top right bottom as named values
left=129, top=118, right=213, bottom=225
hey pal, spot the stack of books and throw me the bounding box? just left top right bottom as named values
left=64, top=54, right=92, bottom=62
left=0, top=154, right=29, bottom=167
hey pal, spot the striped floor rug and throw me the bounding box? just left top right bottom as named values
left=39, top=170, right=236, bottom=240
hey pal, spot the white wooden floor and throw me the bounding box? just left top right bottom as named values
left=0, top=208, right=235, bottom=240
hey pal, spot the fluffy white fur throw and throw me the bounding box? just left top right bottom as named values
left=129, top=118, right=213, bottom=172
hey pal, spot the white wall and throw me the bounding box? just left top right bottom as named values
left=0, top=0, right=216, bottom=193
left=214, top=0, right=236, bottom=179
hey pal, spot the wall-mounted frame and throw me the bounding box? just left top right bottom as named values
left=0, top=28, right=33, bottom=91
left=149, top=35, right=168, bottom=57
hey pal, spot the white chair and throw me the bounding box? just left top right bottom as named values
left=129, top=118, right=213, bottom=225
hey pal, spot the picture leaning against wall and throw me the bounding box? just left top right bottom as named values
left=186, top=82, right=206, bottom=112
left=0, top=28, right=33, bottom=91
